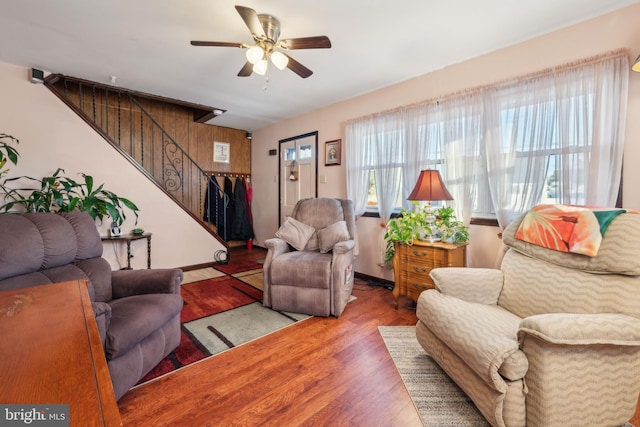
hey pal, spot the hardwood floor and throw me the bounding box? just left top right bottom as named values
left=118, top=246, right=640, bottom=426
left=118, top=247, right=422, bottom=426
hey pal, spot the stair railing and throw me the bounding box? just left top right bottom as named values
left=46, top=76, right=229, bottom=248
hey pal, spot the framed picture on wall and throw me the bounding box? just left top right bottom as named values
left=325, top=139, right=341, bottom=166
left=213, top=142, right=230, bottom=163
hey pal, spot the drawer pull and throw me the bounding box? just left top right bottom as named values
left=412, top=283, right=428, bottom=291
left=412, top=267, right=428, bottom=273
left=412, top=250, right=427, bottom=257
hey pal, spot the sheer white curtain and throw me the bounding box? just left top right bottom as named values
left=346, top=51, right=628, bottom=268
left=554, top=55, right=628, bottom=206
left=486, top=53, right=629, bottom=229
left=437, top=95, right=485, bottom=225
left=485, top=81, right=554, bottom=228
left=345, top=121, right=373, bottom=217
left=346, top=113, right=405, bottom=265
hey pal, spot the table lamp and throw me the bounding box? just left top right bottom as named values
left=407, top=169, right=453, bottom=242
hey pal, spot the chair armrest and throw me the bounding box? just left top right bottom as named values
left=430, top=267, right=504, bottom=304
left=264, top=237, right=290, bottom=258
left=91, top=301, right=111, bottom=345
left=111, top=268, right=183, bottom=299
left=332, top=239, right=355, bottom=255
left=518, top=313, right=640, bottom=346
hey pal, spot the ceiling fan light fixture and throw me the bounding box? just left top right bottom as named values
left=253, top=59, right=268, bottom=75
left=270, top=51, right=289, bottom=70
left=246, top=46, right=264, bottom=64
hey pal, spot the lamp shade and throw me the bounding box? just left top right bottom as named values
left=246, top=46, right=264, bottom=65
left=407, top=169, right=453, bottom=201
left=270, top=51, right=289, bottom=70
left=253, top=59, right=268, bottom=75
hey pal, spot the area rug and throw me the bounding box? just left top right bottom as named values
left=137, top=264, right=308, bottom=384
left=378, top=325, right=489, bottom=426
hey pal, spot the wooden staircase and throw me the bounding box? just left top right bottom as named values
left=44, top=74, right=251, bottom=251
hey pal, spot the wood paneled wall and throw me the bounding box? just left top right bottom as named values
left=51, top=79, right=251, bottom=221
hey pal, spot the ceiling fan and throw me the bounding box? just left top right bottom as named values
left=191, top=5, right=331, bottom=79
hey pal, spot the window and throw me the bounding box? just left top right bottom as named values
left=347, top=52, right=627, bottom=227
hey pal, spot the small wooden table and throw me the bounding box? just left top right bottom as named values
left=392, top=240, right=467, bottom=309
left=101, top=232, right=152, bottom=269
left=0, top=280, right=122, bottom=426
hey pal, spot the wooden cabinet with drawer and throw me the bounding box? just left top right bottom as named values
left=392, top=240, right=467, bottom=308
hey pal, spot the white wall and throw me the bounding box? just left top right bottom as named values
left=251, top=4, right=640, bottom=280
left=0, top=62, right=226, bottom=270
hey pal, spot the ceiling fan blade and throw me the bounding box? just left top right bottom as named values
left=191, top=41, right=244, bottom=48
left=237, top=61, right=254, bottom=77
left=235, top=5, right=266, bottom=38
left=279, top=36, right=331, bottom=50
left=285, top=54, right=313, bottom=78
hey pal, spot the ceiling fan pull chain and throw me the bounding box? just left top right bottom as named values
left=263, top=75, right=269, bottom=91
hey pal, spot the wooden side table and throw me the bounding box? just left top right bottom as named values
left=0, top=280, right=122, bottom=426
left=392, top=240, right=467, bottom=309
left=101, top=232, right=152, bottom=269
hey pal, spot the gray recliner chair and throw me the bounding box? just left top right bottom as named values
left=0, top=211, right=183, bottom=400
left=263, top=198, right=357, bottom=317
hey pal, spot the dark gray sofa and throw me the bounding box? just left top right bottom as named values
left=0, top=211, right=183, bottom=400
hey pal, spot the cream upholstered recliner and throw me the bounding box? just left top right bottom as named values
left=263, top=198, right=357, bottom=317
left=415, top=209, right=640, bottom=427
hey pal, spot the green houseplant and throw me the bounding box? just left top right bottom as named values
left=383, top=202, right=429, bottom=265
left=0, top=133, right=19, bottom=177
left=434, top=206, right=470, bottom=244
left=0, top=134, right=139, bottom=226
left=384, top=204, right=469, bottom=266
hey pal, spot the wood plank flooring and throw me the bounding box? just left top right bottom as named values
left=118, top=246, right=640, bottom=426
left=118, top=247, right=421, bottom=426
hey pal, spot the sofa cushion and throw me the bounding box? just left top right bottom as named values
left=270, top=250, right=332, bottom=289
left=24, top=213, right=77, bottom=269
left=74, top=258, right=113, bottom=302
left=105, top=293, right=183, bottom=359
left=0, top=214, right=45, bottom=281
left=59, top=211, right=103, bottom=259
left=417, top=290, right=526, bottom=392
left=503, top=212, right=640, bottom=276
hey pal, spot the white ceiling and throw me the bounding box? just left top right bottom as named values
left=0, top=0, right=638, bottom=131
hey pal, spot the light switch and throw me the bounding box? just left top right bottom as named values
left=319, top=175, right=327, bottom=184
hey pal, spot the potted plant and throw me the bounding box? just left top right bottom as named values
left=384, top=204, right=469, bottom=266
left=0, top=134, right=138, bottom=226
left=0, top=133, right=19, bottom=177
left=434, top=206, right=470, bottom=244
left=383, top=202, right=429, bottom=265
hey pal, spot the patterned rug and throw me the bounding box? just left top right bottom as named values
left=137, top=262, right=309, bottom=385
left=378, top=325, right=489, bottom=426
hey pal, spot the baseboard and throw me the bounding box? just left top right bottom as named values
left=180, top=261, right=221, bottom=272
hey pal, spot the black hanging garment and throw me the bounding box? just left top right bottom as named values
left=223, top=176, right=235, bottom=241
left=231, top=177, right=255, bottom=241
left=203, top=176, right=230, bottom=240
left=203, top=176, right=222, bottom=223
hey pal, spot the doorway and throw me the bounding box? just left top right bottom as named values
left=279, top=131, right=318, bottom=225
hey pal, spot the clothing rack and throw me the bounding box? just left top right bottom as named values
left=206, top=171, right=251, bottom=178
left=206, top=171, right=251, bottom=181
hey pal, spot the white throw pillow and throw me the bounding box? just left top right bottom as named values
left=275, top=217, right=316, bottom=251
left=317, top=220, right=350, bottom=253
